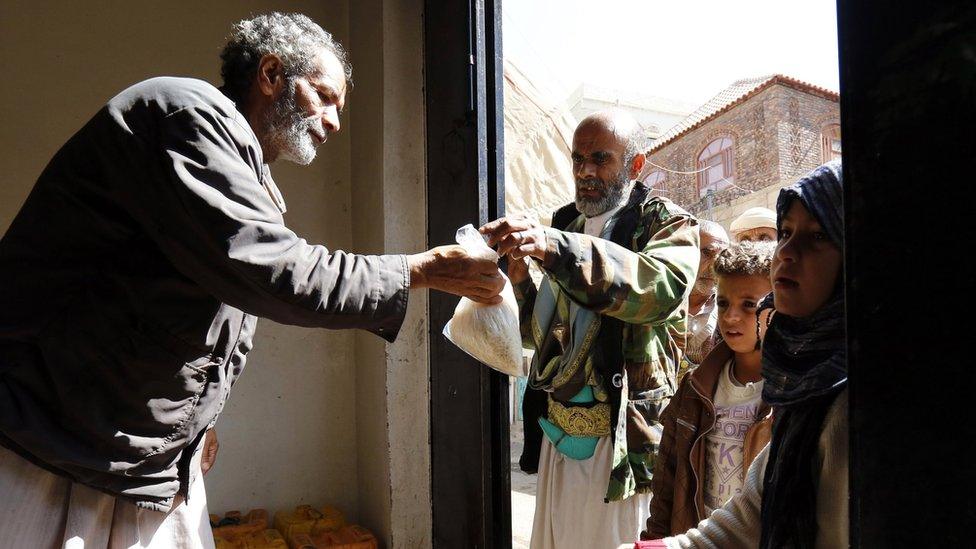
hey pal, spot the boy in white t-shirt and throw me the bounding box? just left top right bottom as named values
left=644, top=241, right=776, bottom=539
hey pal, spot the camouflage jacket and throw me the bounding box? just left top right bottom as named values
left=515, top=182, right=699, bottom=501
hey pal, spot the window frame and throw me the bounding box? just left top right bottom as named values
left=822, top=123, right=842, bottom=162
left=644, top=169, right=668, bottom=194
left=696, top=136, right=735, bottom=198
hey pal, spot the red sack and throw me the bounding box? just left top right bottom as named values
left=633, top=540, right=668, bottom=549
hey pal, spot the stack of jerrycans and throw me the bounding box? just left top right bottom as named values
left=291, top=525, right=377, bottom=549
left=274, top=505, right=345, bottom=542
left=242, top=530, right=288, bottom=549
left=274, top=505, right=376, bottom=549
left=210, top=509, right=287, bottom=549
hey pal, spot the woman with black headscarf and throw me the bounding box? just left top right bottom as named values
left=652, top=161, right=848, bottom=549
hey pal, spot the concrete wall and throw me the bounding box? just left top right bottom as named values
left=349, top=0, right=432, bottom=547
left=0, top=1, right=430, bottom=546
left=698, top=183, right=783, bottom=230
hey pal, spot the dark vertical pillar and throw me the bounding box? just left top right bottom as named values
left=424, top=0, right=509, bottom=547
left=838, top=1, right=976, bottom=545
left=485, top=0, right=513, bottom=545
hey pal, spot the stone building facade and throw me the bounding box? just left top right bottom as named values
left=638, top=75, right=840, bottom=229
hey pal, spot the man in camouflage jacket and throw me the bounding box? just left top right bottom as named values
left=482, top=110, right=699, bottom=548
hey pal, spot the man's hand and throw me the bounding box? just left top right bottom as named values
left=201, top=429, right=219, bottom=475
left=479, top=217, right=548, bottom=261
left=407, top=245, right=505, bottom=304
left=507, top=255, right=530, bottom=285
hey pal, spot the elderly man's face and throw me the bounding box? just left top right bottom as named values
left=571, top=123, right=632, bottom=217
left=694, top=227, right=730, bottom=297
left=265, top=49, right=347, bottom=165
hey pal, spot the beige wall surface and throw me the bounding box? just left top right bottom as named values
left=701, top=183, right=784, bottom=229
left=348, top=1, right=432, bottom=546
left=0, top=0, right=429, bottom=539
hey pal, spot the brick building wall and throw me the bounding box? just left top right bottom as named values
left=644, top=83, right=839, bottom=228
left=769, top=86, right=840, bottom=186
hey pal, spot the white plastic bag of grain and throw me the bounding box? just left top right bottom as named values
left=443, top=224, right=525, bottom=377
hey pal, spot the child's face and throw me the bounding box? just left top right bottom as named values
left=771, top=200, right=843, bottom=317
left=717, top=274, right=772, bottom=354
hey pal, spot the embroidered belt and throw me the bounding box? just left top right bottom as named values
left=547, top=397, right=611, bottom=437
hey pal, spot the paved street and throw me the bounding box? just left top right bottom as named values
left=510, top=423, right=536, bottom=549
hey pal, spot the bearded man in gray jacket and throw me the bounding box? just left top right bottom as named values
left=0, top=13, right=502, bottom=548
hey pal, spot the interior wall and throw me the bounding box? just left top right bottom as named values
left=348, top=0, right=390, bottom=541
left=349, top=0, right=432, bottom=546
left=378, top=1, right=431, bottom=544
left=0, top=0, right=364, bottom=521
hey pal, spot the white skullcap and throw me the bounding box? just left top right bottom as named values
left=729, top=207, right=777, bottom=234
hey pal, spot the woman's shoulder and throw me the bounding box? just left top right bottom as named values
left=819, top=387, right=849, bottom=449
left=816, top=387, right=849, bottom=502
left=814, top=390, right=849, bottom=548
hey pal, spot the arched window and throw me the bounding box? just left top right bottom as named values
left=644, top=169, right=667, bottom=194
left=697, top=137, right=734, bottom=198
left=822, top=124, right=842, bottom=162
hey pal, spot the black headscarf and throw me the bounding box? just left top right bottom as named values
left=759, top=161, right=847, bottom=549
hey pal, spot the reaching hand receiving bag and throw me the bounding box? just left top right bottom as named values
left=443, top=224, right=525, bottom=377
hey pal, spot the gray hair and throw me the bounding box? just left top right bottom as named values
left=623, top=134, right=647, bottom=172
left=220, top=12, right=352, bottom=102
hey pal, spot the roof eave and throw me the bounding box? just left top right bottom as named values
left=647, top=75, right=839, bottom=154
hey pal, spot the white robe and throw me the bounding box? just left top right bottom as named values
left=0, top=444, right=214, bottom=549
left=530, top=436, right=652, bottom=549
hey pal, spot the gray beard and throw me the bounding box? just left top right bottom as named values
left=264, top=83, right=322, bottom=165
left=575, top=171, right=631, bottom=217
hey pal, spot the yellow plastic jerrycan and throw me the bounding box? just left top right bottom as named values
left=274, top=505, right=345, bottom=540
left=312, top=506, right=345, bottom=534
left=309, top=525, right=378, bottom=549
left=212, top=509, right=270, bottom=543
left=288, top=533, right=319, bottom=549
left=214, top=538, right=241, bottom=549
left=242, top=529, right=289, bottom=549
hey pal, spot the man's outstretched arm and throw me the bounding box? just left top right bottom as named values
left=121, top=105, right=501, bottom=341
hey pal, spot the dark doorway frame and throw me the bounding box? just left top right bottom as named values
left=424, top=0, right=510, bottom=547
left=838, top=0, right=976, bottom=545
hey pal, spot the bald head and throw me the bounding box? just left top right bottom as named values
left=576, top=109, right=645, bottom=157
left=572, top=110, right=647, bottom=217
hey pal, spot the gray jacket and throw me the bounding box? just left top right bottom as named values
left=0, top=77, right=409, bottom=511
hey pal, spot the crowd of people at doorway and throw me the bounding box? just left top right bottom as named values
left=500, top=104, right=847, bottom=549
left=0, top=10, right=847, bottom=549
left=638, top=164, right=847, bottom=549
